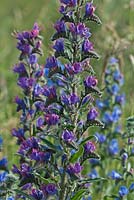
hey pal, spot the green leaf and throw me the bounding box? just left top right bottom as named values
left=14, top=189, right=35, bottom=200
left=81, top=51, right=100, bottom=62
left=104, top=194, right=119, bottom=199
left=71, top=189, right=87, bottom=200
left=85, top=14, right=102, bottom=25
left=86, top=119, right=104, bottom=128
left=40, top=137, right=59, bottom=152
left=51, top=32, right=67, bottom=41
left=80, top=135, right=96, bottom=146
left=34, top=173, right=50, bottom=184
left=79, top=177, right=107, bottom=184
left=69, top=146, right=84, bottom=163
left=85, top=86, right=102, bottom=97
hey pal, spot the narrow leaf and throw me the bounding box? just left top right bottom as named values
left=71, top=189, right=87, bottom=200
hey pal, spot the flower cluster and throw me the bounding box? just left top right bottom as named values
left=96, top=57, right=125, bottom=155
left=87, top=58, right=134, bottom=199
left=3, top=1, right=105, bottom=199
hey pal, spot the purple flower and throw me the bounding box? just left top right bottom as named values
left=14, top=96, right=26, bottom=112
left=65, top=62, right=82, bottom=75
left=12, top=128, right=25, bottom=144
left=82, top=95, right=94, bottom=105
left=31, top=22, right=40, bottom=38
left=72, top=62, right=83, bottom=74
left=108, top=139, right=119, bottom=155
left=36, top=117, right=44, bottom=128
left=118, top=186, right=128, bottom=197
left=70, top=93, right=80, bottom=104
left=108, top=170, right=122, bottom=180
left=60, top=0, right=77, bottom=7
left=29, top=54, right=38, bottom=65
left=41, top=183, right=57, bottom=195
left=18, top=77, right=35, bottom=90
left=43, top=86, right=57, bottom=99
left=82, top=39, right=94, bottom=52
left=54, top=20, right=66, bottom=33
left=87, top=108, right=98, bottom=121
left=13, top=163, right=33, bottom=179
left=18, top=137, right=39, bottom=155
left=33, top=84, right=43, bottom=97
left=31, top=189, right=43, bottom=200
left=53, top=39, right=64, bottom=53
left=68, top=162, right=83, bottom=174
left=84, top=141, right=96, bottom=153
left=85, top=2, right=96, bottom=17
left=45, top=56, right=58, bottom=69
left=13, top=62, right=27, bottom=76
left=17, top=42, right=31, bottom=55
left=44, top=113, right=60, bottom=126
left=62, top=130, right=75, bottom=142
left=84, top=76, right=98, bottom=88
left=77, top=23, right=91, bottom=38
left=22, top=183, right=32, bottom=190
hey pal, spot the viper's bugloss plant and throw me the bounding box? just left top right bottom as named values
left=88, top=58, right=134, bottom=199
left=5, top=0, right=106, bottom=199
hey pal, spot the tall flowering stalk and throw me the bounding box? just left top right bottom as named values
left=10, top=1, right=104, bottom=199
left=90, top=57, right=133, bottom=200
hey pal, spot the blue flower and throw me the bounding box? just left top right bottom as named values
left=7, top=197, right=15, bottom=200
left=88, top=169, right=98, bottom=179
left=0, top=157, right=8, bottom=169
left=95, top=132, right=106, bottom=143
left=108, top=139, right=119, bottom=155
left=118, top=186, right=128, bottom=197
left=0, top=172, right=8, bottom=182
left=102, top=111, right=113, bottom=124
left=112, top=106, right=122, bottom=122
left=115, top=94, right=125, bottom=105
left=109, top=84, right=120, bottom=95
left=129, top=183, right=134, bottom=192
left=108, top=170, right=122, bottom=180
left=96, top=99, right=105, bottom=110
left=109, top=57, right=118, bottom=64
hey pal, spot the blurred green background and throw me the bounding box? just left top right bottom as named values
left=0, top=0, right=133, bottom=165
